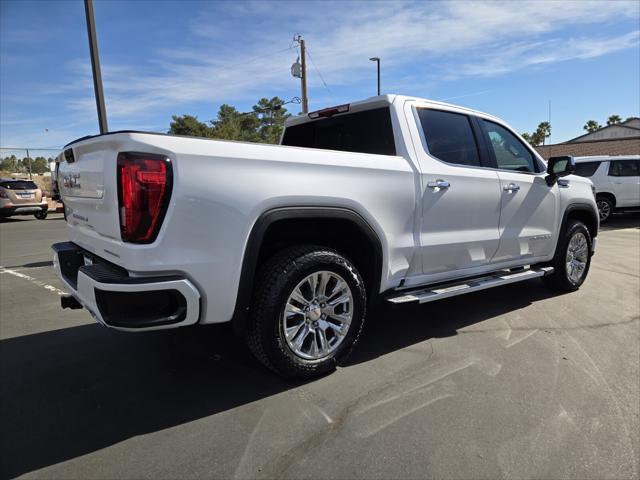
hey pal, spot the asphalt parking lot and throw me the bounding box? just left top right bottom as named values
left=1, top=213, right=639, bottom=479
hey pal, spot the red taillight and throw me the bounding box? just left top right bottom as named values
left=0, top=190, right=8, bottom=198
left=117, top=152, right=172, bottom=243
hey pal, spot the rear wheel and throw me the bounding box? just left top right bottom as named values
left=246, top=245, right=366, bottom=379
left=543, top=220, right=592, bottom=292
left=596, top=195, right=613, bottom=223
left=34, top=210, right=48, bottom=220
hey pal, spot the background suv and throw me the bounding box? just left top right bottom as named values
left=574, top=156, right=640, bottom=223
left=0, top=178, right=49, bottom=220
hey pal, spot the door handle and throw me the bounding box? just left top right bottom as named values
left=427, top=180, right=450, bottom=189
left=503, top=183, right=520, bottom=192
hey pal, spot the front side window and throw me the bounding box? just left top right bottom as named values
left=417, top=109, right=482, bottom=167
left=573, top=161, right=602, bottom=177
left=481, top=120, right=537, bottom=173
left=608, top=160, right=639, bottom=177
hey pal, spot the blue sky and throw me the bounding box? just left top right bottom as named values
left=1, top=0, right=639, bottom=151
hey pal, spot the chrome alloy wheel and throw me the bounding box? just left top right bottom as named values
left=565, top=232, right=589, bottom=284
left=597, top=200, right=611, bottom=222
left=282, top=271, right=354, bottom=361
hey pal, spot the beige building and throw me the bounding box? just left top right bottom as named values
left=535, top=117, right=640, bottom=160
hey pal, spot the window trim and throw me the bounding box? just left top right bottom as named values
left=414, top=107, right=492, bottom=170
left=478, top=118, right=545, bottom=175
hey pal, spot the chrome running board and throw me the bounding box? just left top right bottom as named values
left=387, top=267, right=554, bottom=305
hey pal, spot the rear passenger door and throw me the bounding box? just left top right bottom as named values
left=478, top=119, right=558, bottom=263
left=608, top=159, right=640, bottom=207
left=411, top=108, right=502, bottom=281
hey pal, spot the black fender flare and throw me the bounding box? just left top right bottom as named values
left=230, top=206, right=383, bottom=336
left=558, top=202, right=599, bottom=252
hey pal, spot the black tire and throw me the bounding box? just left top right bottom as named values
left=34, top=210, right=48, bottom=220
left=596, top=195, right=613, bottom=224
left=543, top=220, right=592, bottom=292
left=245, top=245, right=367, bottom=379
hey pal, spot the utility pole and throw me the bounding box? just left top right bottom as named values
left=369, top=57, right=380, bottom=96
left=25, top=149, right=32, bottom=180
left=84, top=0, right=108, bottom=133
left=299, top=36, right=308, bottom=114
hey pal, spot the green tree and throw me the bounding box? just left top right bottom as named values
left=583, top=120, right=601, bottom=133
left=168, top=114, right=213, bottom=137
left=0, top=155, right=18, bottom=172
left=521, top=122, right=551, bottom=146
left=211, top=104, right=260, bottom=142
left=607, top=115, right=622, bottom=125
left=531, top=122, right=551, bottom=146
left=168, top=96, right=292, bottom=144
left=253, top=97, right=291, bottom=144
left=31, top=156, right=49, bottom=174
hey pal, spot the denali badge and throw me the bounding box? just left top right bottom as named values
left=63, top=173, right=81, bottom=189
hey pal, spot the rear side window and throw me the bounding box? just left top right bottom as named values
left=481, top=120, right=538, bottom=173
left=418, top=109, right=481, bottom=167
left=281, top=107, right=396, bottom=156
left=573, top=161, right=601, bottom=177
left=0, top=180, right=38, bottom=190
left=608, top=160, right=639, bottom=177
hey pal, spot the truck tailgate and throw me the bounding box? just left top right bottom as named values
left=58, top=137, right=121, bottom=242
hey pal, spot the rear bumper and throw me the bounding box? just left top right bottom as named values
left=0, top=203, right=48, bottom=217
left=52, top=242, right=201, bottom=331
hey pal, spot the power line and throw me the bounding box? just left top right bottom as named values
left=0, top=147, right=62, bottom=151
left=215, top=46, right=295, bottom=74
left=305, top=47, right=331, bottom=93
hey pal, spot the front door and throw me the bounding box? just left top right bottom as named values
left=478, top=119, right=558, bottom=263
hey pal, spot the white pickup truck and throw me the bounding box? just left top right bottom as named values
left=53, top=94, right=598, bottom=378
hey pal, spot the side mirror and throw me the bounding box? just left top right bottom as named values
left=546, top=156, right=575, bottom=186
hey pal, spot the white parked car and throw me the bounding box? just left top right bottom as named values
left=53, top=95, right=598, bottom=378
left=573, top=155, right=640, bottom=222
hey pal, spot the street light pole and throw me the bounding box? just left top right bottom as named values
left=84, top=0, right=108, bottom=133
left=369, top=57, right=380, bottom=96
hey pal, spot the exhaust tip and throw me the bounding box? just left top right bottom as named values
left=61, top=294, right=83, bottom=310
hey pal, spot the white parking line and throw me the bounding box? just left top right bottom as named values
left=0, top=266, right=67, bottom=296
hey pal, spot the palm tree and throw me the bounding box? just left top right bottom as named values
left=607, top=115, right=622, bottom=125
left=583, top=120, right=601, bottom=133
left=537, top=122, right=551, bottom=145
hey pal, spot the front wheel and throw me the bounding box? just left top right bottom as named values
left=34, top=210, right=48, bottom=220
left=543, top=220, right=592, bottom=292
left=246, top=245, right=366, bottom=379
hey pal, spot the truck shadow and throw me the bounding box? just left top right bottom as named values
left=0, top=280, right=562, bottom=478
left=348, top=280, right=563, bottom=365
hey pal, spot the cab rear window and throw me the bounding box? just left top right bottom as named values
left=282, top=107, right=396, bottom=156
left=0, top=180, right=38, bottom=190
